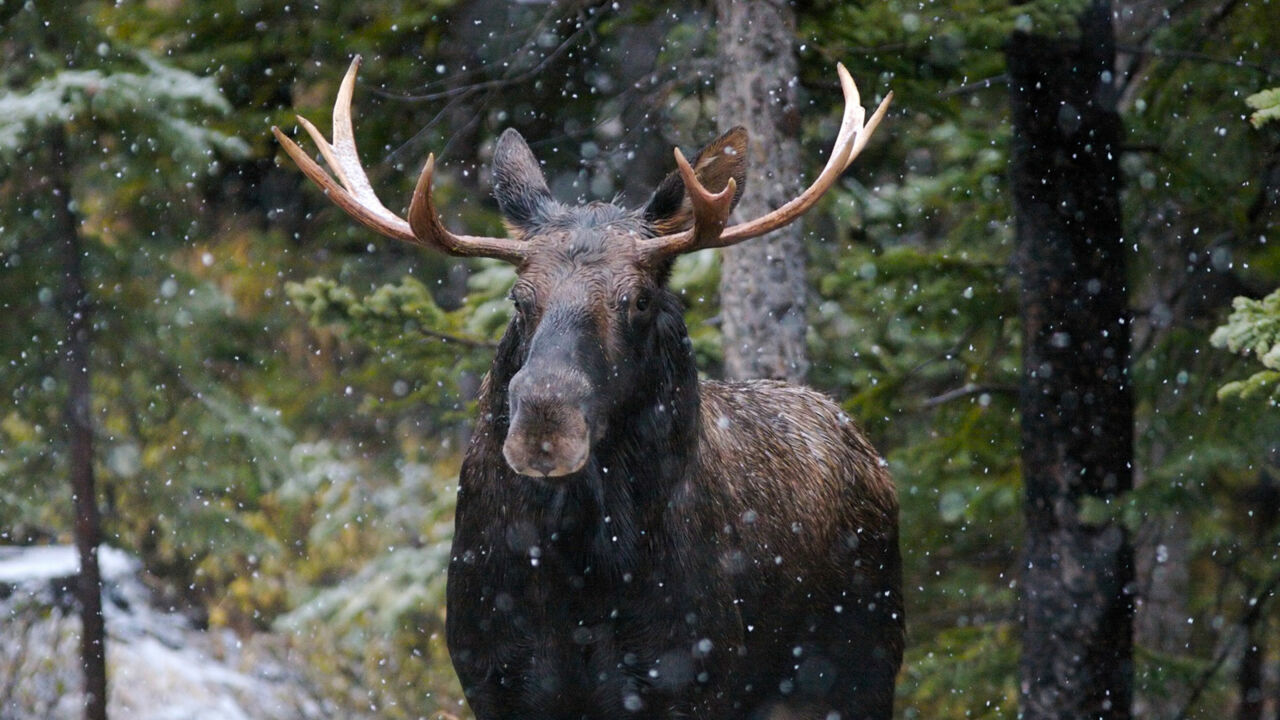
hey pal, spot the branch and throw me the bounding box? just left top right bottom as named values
left=1117, top=0, right=1257, bottom=108
left=382, top=3, right=610, bottom=165
left=1116, top=44, right=1277, bottom=77
left=1171, top=570, right=1280, bottom=720
left=379, top=11, right=601, bottom=104
left=939, top=74, right=1008, bottom=98
left=385, top=3, right=568, bottom=97
left=1118, top=143, right=1162, bottom=155
left=920, top=383, right=1018, bottom=409
left=0, top=610, right=36, bottom=707
left=409, top=324, right=498, bottom=350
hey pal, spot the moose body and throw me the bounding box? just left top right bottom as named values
left=275, top=57, right=901, bottom=720
left=450, top=367, right=902, bottom=719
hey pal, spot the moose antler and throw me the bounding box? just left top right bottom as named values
left=272, top=56, right=526, bottom=264
left=638, top=63, right=891, bottom=260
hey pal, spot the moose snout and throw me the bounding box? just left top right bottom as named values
left=504, top=368, right=593, bottom=478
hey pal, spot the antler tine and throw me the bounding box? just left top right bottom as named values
left=272, top=123, right=416, bottom=242
left=712, top=64, right=890, bottom=248
left=407, top=154, right=527, bottom=262
left=639, top=64, right=890, bottom=259
left=656, top=147, right=739, bottom=256
left=275, top=56, right=415, bottom=241
left=273, top=56, right=525, bottom=263
left=843, top=65, right=892, bottom=172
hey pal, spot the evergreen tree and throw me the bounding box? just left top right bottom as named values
left=1007, top=3, right=1134, bottom=716
left=0, top=5, right=245, bottom=716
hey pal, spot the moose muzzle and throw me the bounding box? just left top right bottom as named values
left=503, top=365, right=594, bottom=478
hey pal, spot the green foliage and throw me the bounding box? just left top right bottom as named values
left=0, top=52, right=249, bottom=163
left=268, top=446, right=466, bottom=718
left=795, top=5, right=1033, bottom=710
left=805, top=0, right=1280, bottom=714
left=1211, top=289, right=1280, bottom=402
left=1245, top=88, right=1280, bottom=128
left=899, top=623, right=1019, bottom=718
left=285, top=271, right=505, bottom=422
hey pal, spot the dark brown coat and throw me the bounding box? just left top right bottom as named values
left=444, top=129, right=902, bottom=720
left=273, top=68, right=902, bottom=715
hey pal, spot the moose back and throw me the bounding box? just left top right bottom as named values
left=275, top=57, right=903, bottom=720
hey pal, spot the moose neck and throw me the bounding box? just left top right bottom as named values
left=469, top=298, right=702, bottom=568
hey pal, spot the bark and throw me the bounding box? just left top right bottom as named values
left=53, top=131, right=109, bottom=720
left=714, top=0, right=808, bottom=382
left=1272, top=628, right=1279, bottom=720
left=1008, top=4, right=1135, bottom=719
left=1238, top=618, right=1263, bottom=720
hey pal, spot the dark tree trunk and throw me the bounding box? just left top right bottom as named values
left=714, top=0, right=808, bottom=382
left=1008, top=4, right=1135, bottom=719
left=1238, top=617, right=1263, bottom=720
left=53, top=132, right=109, bottom=720
left=1239, top=472, right=1278, bottom=720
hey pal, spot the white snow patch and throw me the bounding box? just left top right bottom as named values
left=0, top=544, right=138, bottom=584
left=0, top=545, right=322, bottom=720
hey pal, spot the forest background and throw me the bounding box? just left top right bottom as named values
left=1, top=0, right=1278, bottom=718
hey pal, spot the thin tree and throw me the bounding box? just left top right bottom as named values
left=714, top=0, right=808, bottom=382
left=1007, top=2, right=1135, bottom=718
left=0, top=10, right=246, bottom=713
left=52, top=130, right=108, bottom=720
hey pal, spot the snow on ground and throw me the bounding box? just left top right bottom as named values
left=0, top=544, right=325, bottom=720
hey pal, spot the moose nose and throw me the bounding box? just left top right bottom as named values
left=504, top=367, right=593, bottom=478
left=505, top=436, right=588, bottom=478
left=503, top=414, right=591, bottom=478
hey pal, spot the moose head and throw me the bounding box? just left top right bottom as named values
left=273, top=56, right=889, bottom=479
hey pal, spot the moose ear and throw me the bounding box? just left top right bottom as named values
left=643, top=126, right=748, bottom=235
left=492, top=128, right=553, bottom=233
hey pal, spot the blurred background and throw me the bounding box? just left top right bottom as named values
left=1, top=0, right=1278, bottom=718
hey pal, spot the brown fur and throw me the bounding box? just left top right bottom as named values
left=445, top=128, right=902, bottom=720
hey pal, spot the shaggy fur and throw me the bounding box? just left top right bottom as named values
left=445, top=130, right=902, bottom=720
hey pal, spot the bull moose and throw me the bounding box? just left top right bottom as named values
left=275, top=57, right=902, bottom=720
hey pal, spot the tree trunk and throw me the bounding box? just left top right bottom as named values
left=714, top=0, right=808, bottom=382
left=1008, top=3, right=1135, bottom=719
left=1238, top=616, right=1263, bottom=720
left=53, top=132, right=109, bottom=720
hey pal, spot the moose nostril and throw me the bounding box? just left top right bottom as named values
left=528, top=455, right=556, bottom=476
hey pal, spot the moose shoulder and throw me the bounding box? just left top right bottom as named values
left=275, top=57, right=902, bottom=720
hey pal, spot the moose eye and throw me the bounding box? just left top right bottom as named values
left=510, top=290, right=534, bottom=317
left=628, top=290, right=653, bottom=319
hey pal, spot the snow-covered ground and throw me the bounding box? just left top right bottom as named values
left=0, top=545, right=324, bottom=719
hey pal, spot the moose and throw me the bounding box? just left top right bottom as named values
left=275, top=57, right=902, bottom=720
